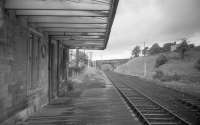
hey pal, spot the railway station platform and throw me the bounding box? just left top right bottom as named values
left=21, top=70, right=141, bottom=125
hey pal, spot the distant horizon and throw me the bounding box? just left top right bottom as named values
left=87, top=40, right=200, bottom=60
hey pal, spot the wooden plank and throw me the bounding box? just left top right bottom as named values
left=48, top=32, right=105, bottom=36
left=59, top=40, right=104, bottom=43
left=87, top=32, right=106, bottom=35
left=34, top=23, right=107, bottom=28
left=62, top=42, right=104, bottom=49
left=16, top=10, right=109, bottom=17
left=69, top=45, right=104, bottom=49
left=52, top=35, right=104, bottom=39
left=64, top=42, right=104, bottom=46
left=62, top=42, right=104, bottom=46
left=5, top=0, right=111, bottom=10
left=28, top=16, right=108, bottom=23
left=67, top=44, right=104, bottom=47
left=68, top=44, right=104, bottom=47
left=68, top=45, right=104, bottom=50
left=53, top=38, right=104, bottom=41
left=40, top=27, right=105, bottom=29
left=43, top=28, right=106, bottom=32
left=30, top=22, right=108, bottom=25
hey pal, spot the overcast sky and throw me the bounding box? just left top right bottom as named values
left=89, top=0, right=200, bottom=60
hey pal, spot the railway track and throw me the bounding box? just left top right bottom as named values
left=177, top=98, right=200, bottom=111
left=122, top=73, right=200, bottom=121
left=106, top=72, right=191, bottom=125
left=177, top=98, right=200, bottom=119
left=119, top=72, right=200, bottom=123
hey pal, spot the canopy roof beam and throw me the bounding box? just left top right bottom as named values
left=5, top=0, right=111, bottom=11
left=4, top=0, right=119, bottom=50
left=27, top=16, right=108, bottom=23
left=52, top=38, right=105, bottom=41
left=15, top=10, right=109, bottom=17
left=33, top=23, right=107, bottom=29
left=51, top=35, right=105, bottom=39
left=48, top=32, right=106, bottom=36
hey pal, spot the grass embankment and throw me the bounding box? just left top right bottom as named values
left=115, top=49, right=200, bottom=97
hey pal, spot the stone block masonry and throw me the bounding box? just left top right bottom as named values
left=0, top=2, right=49, bottom=124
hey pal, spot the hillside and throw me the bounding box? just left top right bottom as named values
left=115, top=49, right=200, bottom=97
left=115, top=54, right=159, bottom=78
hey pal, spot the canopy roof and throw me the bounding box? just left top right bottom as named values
left=5, top=0, right=119, bottom=50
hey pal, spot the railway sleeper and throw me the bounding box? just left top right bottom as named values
left=127, top=94, right=146, bottom=97
left=144, top=114, right=173, bottom=118
left=185, top=101, right=200, bottom=107
left=128, top=99, right=149, bottom=102
left=132, top=102, right=157, bottom=106
left=135, top=105, right=158, bottom=108
left=136, top=107, right=161, bottom=110
left=126, top=95, right=145, bottom=98
left=135, top=105, right=159, bottom=107
left=129, top=99, right=148, bottom=102
left=150, top=122, right=180, bottom=125
left=179, top=99, right=200, bottom=111
left=123, top=94, right=142, bottom=98
left=118, top=88, right=132, bottom=91
left=147, top=117, right=177, bottom=122
left=130, top=99, right=154, bottom=103
left=124, top=96, right=147, bottom=100
left=141, top=109, right=167, bottom=114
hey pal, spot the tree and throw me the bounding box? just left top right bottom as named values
left=142, top=47, right=149, bottom=56
left=155, top=55, right=168, bottom=68
left=188, top=44, right=195, bottom=49
left=177, top=39, right=189, bottom=59
left=132, top=46, right=141, bottom=57
left=79, top=51, right=88, bottom=64
left=162, top=43, right=173, bottom=52
left=149, top=43, right=162, bottom=55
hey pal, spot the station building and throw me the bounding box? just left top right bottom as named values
left=0, top=0, right=118, bottom=124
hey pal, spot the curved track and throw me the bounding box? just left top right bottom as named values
left=106, top=71, right=191, bottom=125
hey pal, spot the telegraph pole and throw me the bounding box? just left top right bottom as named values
left=90, top=52, right=93, bottom=67
left=87, top=52, right=90, bottom=68
left=144, top=41, right=147, bottom=77
left=76, top=49, right=79, bottom=68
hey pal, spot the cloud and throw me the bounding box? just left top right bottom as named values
left=188, top=33, right=200, bottom=46
left=93, top=0, right=200, bottom=60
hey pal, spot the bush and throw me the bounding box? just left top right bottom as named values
left=58, top=80, right=74, bottom=97
left=172, top=73, right=181, bottom=81
left=153, top=70, right=164, bottom=79
left=194, top=58, right=200, bottom=71
left=176, top=39, right=189, bottom=59
left=162, top=43, right=173, bottom=52
left=155, top=55, right=168, bottom=68
left=149, top=43, right=162, bottom=55
left=153, top=70, right=181, bottom=81
left=132, top=46, right=141, bottom=57
left=67, top=80, right=74, bottom=91
left=160, top=73, right=181, bottom=82
left=188, top=44, right=195, bottom=49
left=142, top=47, right=149, bottom=56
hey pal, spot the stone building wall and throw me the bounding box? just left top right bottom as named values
left=0, top=3, right=49, bottom=124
